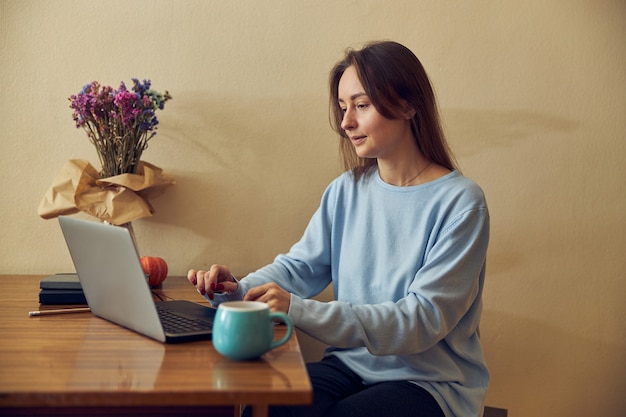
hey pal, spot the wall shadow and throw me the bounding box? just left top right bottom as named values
left=442, top=108, right=578, bottom=157
left=481, top=309, right=626, bottom=416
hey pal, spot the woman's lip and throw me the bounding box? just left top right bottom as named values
left=351, top=135, right=366, bottom=145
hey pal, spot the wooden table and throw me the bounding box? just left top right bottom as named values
left=0, top=275, right=312, bottom=417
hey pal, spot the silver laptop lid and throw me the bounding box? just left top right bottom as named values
left=58, top=216, right=166, bottom=342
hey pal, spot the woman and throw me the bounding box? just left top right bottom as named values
left=188, top=41, right=490, bottom=417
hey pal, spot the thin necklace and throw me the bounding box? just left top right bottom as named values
left=401, top=161, right=432, bottom=186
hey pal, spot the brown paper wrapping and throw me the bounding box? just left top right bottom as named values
left=38, top=159, right=174, bottom=225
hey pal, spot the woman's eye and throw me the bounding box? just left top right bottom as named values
left=357, top=103, right=369, bottom=110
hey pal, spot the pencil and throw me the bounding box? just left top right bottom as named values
left=28, top=307, right=91, bottom=317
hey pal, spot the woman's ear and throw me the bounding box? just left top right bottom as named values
left=401, top=102, right=416, bottom=119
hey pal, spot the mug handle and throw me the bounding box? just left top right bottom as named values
left=269, top=312, right=293, bottom=350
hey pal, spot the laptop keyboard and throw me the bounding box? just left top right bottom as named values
left=157, top=305, right=213, bottom=334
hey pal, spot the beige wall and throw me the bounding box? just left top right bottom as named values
left=1, top=1, right=625, bottom=415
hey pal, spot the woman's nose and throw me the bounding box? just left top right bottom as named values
left=341, top=109, right=356, bottom=131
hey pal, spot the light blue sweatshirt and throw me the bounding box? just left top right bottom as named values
left=211, top=169, right=490, bottom=417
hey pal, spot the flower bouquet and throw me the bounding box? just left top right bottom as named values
left=70, top=78, right=171, bottom=177
left=38, top=79, right=174, bottom=226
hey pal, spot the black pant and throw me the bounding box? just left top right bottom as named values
left=244, top=355, right=445, bottom=417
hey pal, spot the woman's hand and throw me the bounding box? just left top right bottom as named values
left=187, top=264, right=238, bottom=300
left=244, top=282, right=291, bottom=314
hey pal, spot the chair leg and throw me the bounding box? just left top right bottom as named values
left=483, top=406, right=508, bottom=417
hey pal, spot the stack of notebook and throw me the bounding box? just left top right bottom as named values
left=39, top=273, right=87, bottom=305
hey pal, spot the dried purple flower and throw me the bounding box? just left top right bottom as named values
left=68, top=79, right=171, bottom=177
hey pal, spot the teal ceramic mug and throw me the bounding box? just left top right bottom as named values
left=212, top=301, right=293, bottom=360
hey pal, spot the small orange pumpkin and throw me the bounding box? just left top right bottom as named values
left=140, top=256, right=168, bottom=287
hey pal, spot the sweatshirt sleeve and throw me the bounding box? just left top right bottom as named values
left=288, top=205, right=490, bottom=356
left=209, top=178, right=339, bottom=306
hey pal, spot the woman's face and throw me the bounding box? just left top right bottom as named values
left=338, top=66, right=414, bottom=161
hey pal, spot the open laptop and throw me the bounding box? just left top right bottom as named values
left=58, top=216, right=216, bottom=343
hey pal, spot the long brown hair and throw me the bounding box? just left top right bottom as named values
left=329, top=41, right=458, bottom=180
